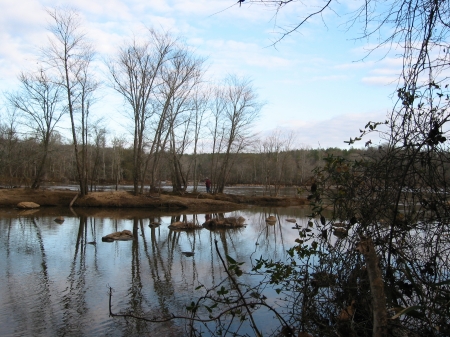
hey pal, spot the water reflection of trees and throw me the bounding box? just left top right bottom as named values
left=240, top=208, right=292, bottom=263
left=1, top=217, right=64, bottom=335
left=57, top=215, right=89, bottom=335
left=107, top=212, right=260, bottom=333
left=119, top=214, right=209, bottom=335
left=1, top=204, right=448, bottom=335
left=114, top=206, right=450, bottom=337
left=0, top=208, right=313, bottom=336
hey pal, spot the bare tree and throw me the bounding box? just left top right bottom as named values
left=214, top=75, right=263, bottom=193
left=89, top=123, right=107, bottom=191
left=111, top=136, right=126, bottom=190
left=43, top=8, right=98, bottom=196
left=77, top=58, right=99, bottom=193
left=131, top=41, right=206, bottom=194
left=6, top=69, right=66, bottom=188
left=209, top=85, right=228, bottom=193
left=191, top=86, right=210, bottom=192
left=161, top=47, right=205, bottom=192
left=108, top=30, right=175, bottom=195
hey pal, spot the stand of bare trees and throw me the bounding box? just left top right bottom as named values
left=1, top=7, right=269, bottom=194
left=108, top=30, right=176, bottom=195
left=160, top=46, right=205, bottom=193
left=0, top=126, right=354, bottom=188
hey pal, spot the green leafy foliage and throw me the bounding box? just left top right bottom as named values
left=226, top=254, right=245, bottom=277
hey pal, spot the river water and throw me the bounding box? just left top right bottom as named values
left=41, top=183, right=302, bottom=197
left=0, top=205, right=315, bottom=337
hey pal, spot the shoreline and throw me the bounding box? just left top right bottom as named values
left=0, top=188, right=308, bottom=212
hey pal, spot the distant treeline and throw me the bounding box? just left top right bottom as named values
left=0, top=132, right=367, bottom=194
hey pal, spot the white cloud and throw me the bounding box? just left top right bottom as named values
left=311, top=75, right=349, bottom=81
left=334, top=61, right=375, bottom=70
left=261, top=110, right=390, bottom=148
left=0, top=0, right=47, bottom=31
left=371, top=67, right=400, bottom=75
left=361, top=76, right=399, bottom=86
left=0, top=0, right=401, bottom=149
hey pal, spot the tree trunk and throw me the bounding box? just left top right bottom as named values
left=357, top=236, right=388, bottom=337
left=31, top=142, right=49, bottom=189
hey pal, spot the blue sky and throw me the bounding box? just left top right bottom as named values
left=0, top=0, right=400, bottom=149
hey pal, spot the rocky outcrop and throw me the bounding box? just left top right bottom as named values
left=202, top=216, right=246, bottom=229
left=101, top=230, right=134, bottom=242
left=17, top=201, right=40, bottom=209
left=168, top=221, right=202, bottom=230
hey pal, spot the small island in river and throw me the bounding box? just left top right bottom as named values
left=0, top=188, right=308, bottom=212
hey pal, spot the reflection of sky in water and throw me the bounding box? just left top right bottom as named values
left=42, top=184, right=301, bottom=197
left=0, top=206, right=316, bottom=336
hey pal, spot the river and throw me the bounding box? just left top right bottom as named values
left=0, top=205, right=314, bottom=336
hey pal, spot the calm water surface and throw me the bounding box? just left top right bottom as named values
left=42, top=183, right=302, bottom=197
left=0, top=205, right=313, bottom=336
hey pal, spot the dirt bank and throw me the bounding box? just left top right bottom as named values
left=0, top=188, right=307, bottom=212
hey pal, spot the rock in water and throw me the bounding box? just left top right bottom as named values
left=168, top=221, right=202, bottom=230
left=333, top=227, right=348, bottom=238
left=101, top=230, right=134, bottom=242
left=202, top=217, right=245, bottom=229
left=17, top=201, right=40, bottom=209
left=54, top=216, right=65, bottom=224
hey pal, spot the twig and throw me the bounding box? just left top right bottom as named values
left=214, top=239, right=262, bottom=336
left=69, top=193, right=79, bottom=207
left=109, top=285, right=265, bottom=323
